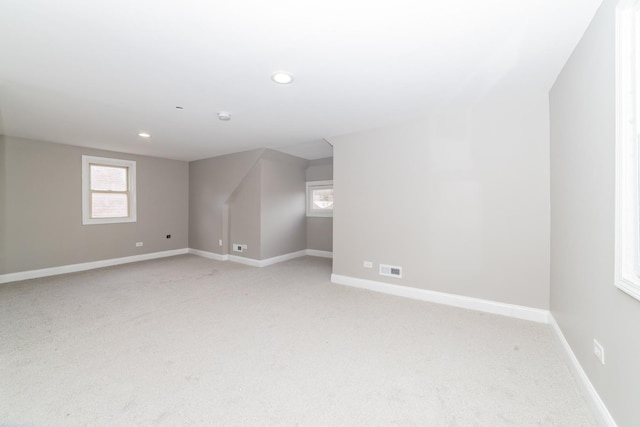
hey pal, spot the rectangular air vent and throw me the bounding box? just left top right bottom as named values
left=379, top=264, right=402, bottom=278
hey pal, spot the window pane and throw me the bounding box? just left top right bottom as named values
left=90, top=165, right=127, bottom=191
left=312, top=188, right=334, bottom=210
left=91, top=193, right=129, bottom=218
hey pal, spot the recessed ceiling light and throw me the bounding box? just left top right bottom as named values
left=271, top=72, right=294, bottom=84
left=217, top=112, right=231, bottom=121
left=138, top=132, right=151, bottom=138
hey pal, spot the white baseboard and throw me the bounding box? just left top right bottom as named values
left=306, top=249, right=333, bottom=259
left=549, top=315, right=617, bottom=427
left=228, top=250, right=308, bottom=267
left=187, top=248, right=229, bottom=261
left=225, top=254, right=261, bottom=267
left=189, top=248, right=332, bottom=267
left=0, top=245, right=328, bottom=284
left=0, top=248, right=189, bottom=284
left=331, top=274, right=549, bottom=323
left=258, top=250, right=309, bottom=267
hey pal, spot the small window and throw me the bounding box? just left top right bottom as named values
left=615, top=0, right=640, bottom=300
left=82, top=155, right=136, bottom=225
left=306, top=180, right=333, bottom=217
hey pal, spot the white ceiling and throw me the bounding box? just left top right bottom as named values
left=0, top=0, right=602, bottom=161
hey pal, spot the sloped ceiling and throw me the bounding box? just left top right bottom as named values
left=0, top=0, right=603, bottom=161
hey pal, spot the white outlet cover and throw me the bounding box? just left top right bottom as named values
left=364, top=261, right=373, bottom=268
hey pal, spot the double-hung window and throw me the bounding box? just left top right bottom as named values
left=306, top=180, right=333, bottom=217
left=615, top=0, right=640, bottom=300
left=82, top=155, right=137, bottom=225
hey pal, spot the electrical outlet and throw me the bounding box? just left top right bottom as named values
left=219, top=239, right=223, bottom=246
left=363, top=261, right=373, bottom=268
left=593, top=339, right=605, bottom=365
left=136, top=242, right=143, bottom=247
left=233, top=244, right=243, bottom=253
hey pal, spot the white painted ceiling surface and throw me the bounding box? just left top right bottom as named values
left=0, top=0, right=602, bottom=161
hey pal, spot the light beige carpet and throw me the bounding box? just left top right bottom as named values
left=1, top=255, right=596, bottom=426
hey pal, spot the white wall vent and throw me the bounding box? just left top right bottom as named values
left=379, top=264, right=402, bottom=278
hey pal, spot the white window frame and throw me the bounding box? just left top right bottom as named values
left=615, top=0, right=640, bottom=300
left=82, top=155, right=137, bottom=225
left=306, top=180, right=333, bottom=217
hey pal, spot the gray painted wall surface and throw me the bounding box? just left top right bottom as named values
left=306, top=157, right=333, bottom=182
left=188, top=149, right=263, bottom=254
left=306, top=157, right=333, bottom=252
left=2, top=136, right=188, bottom=274
left=330, top=95, right=550, bottom=308
left=0, top=136, right=6, bottom=273
left=260, top=150, right=307, bottom=259
left=550, top=0, right=639, bottom=424
left=190, top=148, right=311, bottom=260
left=228, top=161, right=262, bottom=260
left=307, top=219, right=333, bottom=252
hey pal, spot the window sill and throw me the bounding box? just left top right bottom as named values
left=615, top=275, right=640, bottom=301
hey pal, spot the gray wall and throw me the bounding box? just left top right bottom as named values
left=329, top=94, right=550, bottom=308
left=2, top=136, right=189, bottom=274
left=188, top=149, right=263, bottom=254
left=306, top=157, right=333, bottom=252
left=228, top=160, right=262, bottom=259
left=306, top=157, right=333, bottom=182
left=260, top=150, right=307, bottom=259
left=190, top=148, right=310, bottom=260
left=3, top=138, right=324, bottom=272
left=0, top=135, right=6, bottom=273
left=550, top=0, right=639, bottom=424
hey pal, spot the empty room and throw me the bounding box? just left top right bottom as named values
left=1, top=0, right=638, bottom=425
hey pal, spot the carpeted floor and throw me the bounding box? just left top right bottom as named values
left=1, top=255, right=596, bottom=426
